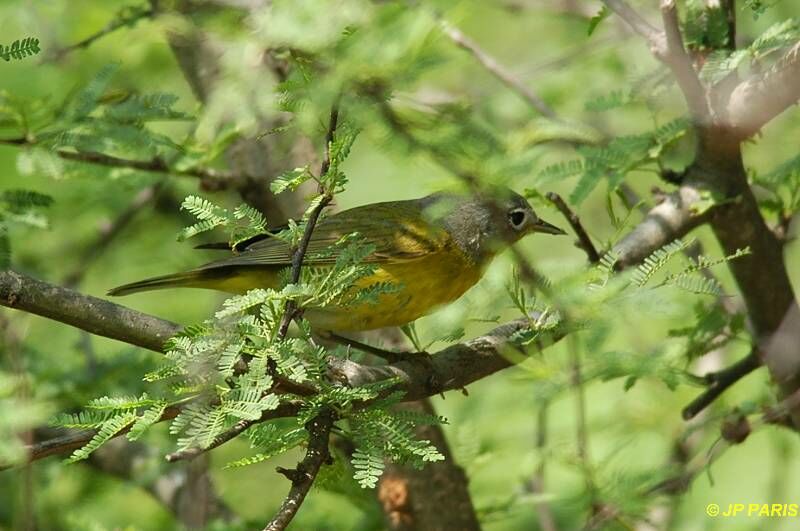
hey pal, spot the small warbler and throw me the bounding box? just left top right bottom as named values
left=109, top=188, right=564, bottom=331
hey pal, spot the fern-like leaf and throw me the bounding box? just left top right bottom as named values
left=66, top=412, right=137, bottom=463
left=0, top=37, right=41, bottom=62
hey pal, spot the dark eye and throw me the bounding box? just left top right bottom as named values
left=508, top=209, right=527, bottom=229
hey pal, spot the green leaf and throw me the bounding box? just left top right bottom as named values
left=66, top=412, right=137, bottom=462
left=271, top=166, right=314, bottom=194
left=352, top=447, right=385, bottom=488
left=0, top=37, right=40, bottom=62
left=226, top=426, right=308, bottom=468
left=127, top=401, right=168, bottom=441
left=588, top=6, right=610, bottom=36
left=71, top=63, right=121, bottom=119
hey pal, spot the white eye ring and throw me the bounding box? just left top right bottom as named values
left=508, top=208, right=528, bottom=230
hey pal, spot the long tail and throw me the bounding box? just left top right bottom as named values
left=108, top=270, right=215, bottom=296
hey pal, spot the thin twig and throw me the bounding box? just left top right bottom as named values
left=659, top=0, right=709, bottom=120
left=441, top=21, right=557, bottom=118
left=326, top=332, right=414, bottom=363
left=261, top=106, right=339, bottom=530
left=546, top=192, right=600, bottom=263
left=682, top=350, right=762, bottom=420
left=48, top=5, right=157, bottom=61
left=527, top=401, right=558, bottom=531
left=276, top=105, right=339, bottom=338
left=601, top=0, right=665, bottom=55
left=568, top=336, right=596, bottom=513
left=64, top=181, right=165, bottom=288
left=263, top=409, right=335, bottom=531
left=0, top=405, right=182, bottom=471
left=167, top=416, right=259, bottom=463
left=0, top=138, right=240, bottom=184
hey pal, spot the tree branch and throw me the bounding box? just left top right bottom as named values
left=682, top=349, right=762, bottom=420
left=546, top=192, right=600, bottom=263
left=263, top=409, right=335, bottom=531
left=48, top=5, right=157, bottom=61
left=612, top=183, right=706, bottom=268
left=441, top=21, right=558, bottom=118
left=11, top=402, right=302, bottom=469
left=378, top=399, right=480, bottom=531
left=601, top=0, right=665, bottom=56
left=277, top=105, right=338, bottom=338
left=659, top=0, right=709, bottom=120
left=0, top=138, right=240, bottom=184
left=726, top=41, right=800, bottom=138
left=0, top=269, right=180, bottom=353
left=165, top=418, right=256, bottom=463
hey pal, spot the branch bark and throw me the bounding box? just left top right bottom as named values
left=725, top=41, right=800, bottom=138
left=441, top=21, right=557, bottom=118
left=378, top=400, right=480, bottom=531
left=612, top=183, right=706, bottom=268
left=263, top=409, right=335, bottom=531
left=0, top=270, right=180, bottom=353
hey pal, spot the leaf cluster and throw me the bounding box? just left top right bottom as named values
left=0, top=37, right=40, bottom=62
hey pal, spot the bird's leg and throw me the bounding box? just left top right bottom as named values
left=322, top=331, right=441, bottom=394
left=322, top=332, right=429, bottom=364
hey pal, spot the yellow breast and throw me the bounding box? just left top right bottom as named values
left=304, top=247, right=482, bottom=331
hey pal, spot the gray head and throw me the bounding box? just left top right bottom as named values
left=424, top=187, right=566, bottom=265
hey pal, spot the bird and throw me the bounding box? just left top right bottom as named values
left=108, top=188, right=565, bottom=331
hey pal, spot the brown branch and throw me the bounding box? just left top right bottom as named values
left=48, top=5, right=157, bottom=61
left=659, top=0, right=709, bottom=120
left=726, top=41, right=800, bottom=138
left=165, top=418, right=256, bottom=463
left=0, top=138, right=240, bottom=184
left=5, top=405, right=183, bottom=469
left=441, top=21, right=558, bottom=118
left=526, top=401, right=557, bottom=531
left=611, top=183, right=707, bottom=268
left=63, top=181, right=165, bottom=288
left=682, top=350, right=762, bottom=420
left=263, top=409, right=335, bottom=531
left=601, top=0, right=665, bottom=56
left=603, top=0, right=710, bottom=121
left=0, top=269, right=181, bottom=353
left=277, top=106, right=339, bottom=338
left=378, top=399, right=480, bottom=531
left=546, top=192, right=600, bottom=263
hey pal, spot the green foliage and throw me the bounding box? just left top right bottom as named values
left=587, top=6, right=610, bottom=36
left=701, top=18, right=800, bottom=84
left=0, top=37, right=40, bottom=62
left=0, top=188, right=53, bottom=268
left=752, top=152, right=800, bottom=217
left=60, top=119, right=445, bottom=488
left=684, top=0, right=730, bottom=51
left=178, top=196, right=271, bottom=248
left=0, top=373, right=50, bottom=465
left=66, top=411, right=138, bottom=463
left=270, top=166, right=314, bottom=194
left=743, top=0, right=773, bottom=19
left=537, top=118, right=690, bottom=205
left=226, top=425, right=307, bottom=468
left=669, top=302, right=747, bottom=361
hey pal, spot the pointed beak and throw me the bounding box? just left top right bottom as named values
left=532, top=217, right=567, bottom=235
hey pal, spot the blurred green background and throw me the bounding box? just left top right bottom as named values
left=1, top=0, right=800, bottom=529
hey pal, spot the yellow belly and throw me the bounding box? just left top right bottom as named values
left=204, top=249, right=482, bottom=332
left=305, top=251, right=482, bottom=331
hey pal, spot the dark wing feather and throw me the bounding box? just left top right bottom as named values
left=197, top=199, right=448, bottom=271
